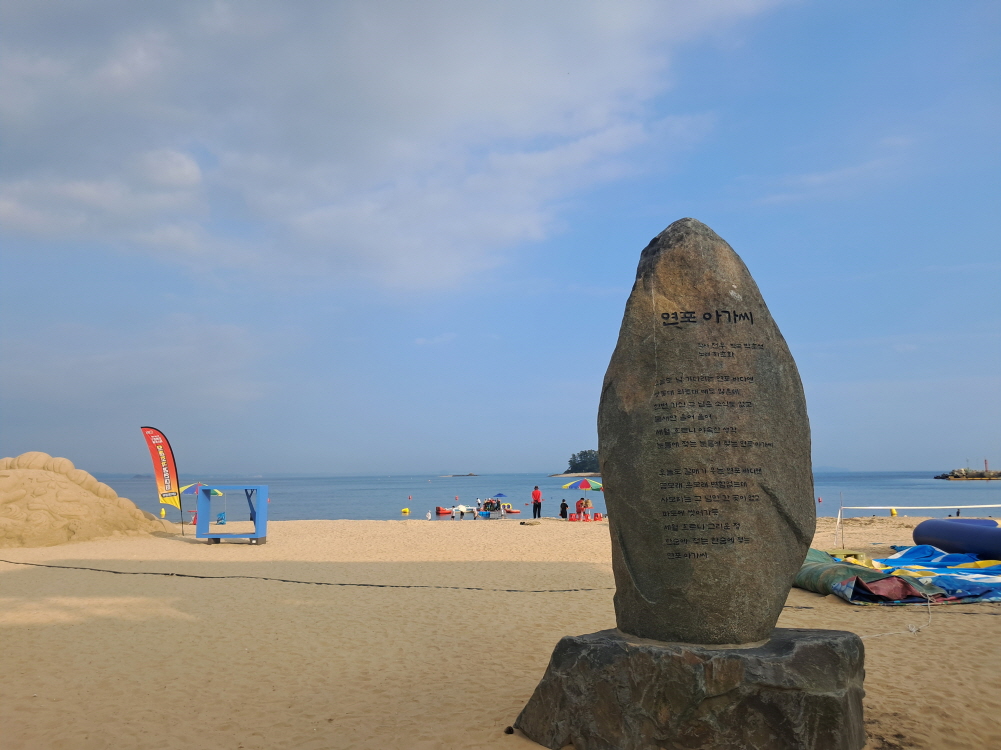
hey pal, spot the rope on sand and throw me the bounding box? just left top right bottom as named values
left=0, top=558, right=615, bottom=593
left=860, top=596, right=934, bottom=639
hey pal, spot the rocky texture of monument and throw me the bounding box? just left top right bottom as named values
left=598, top=217, right=815, bottom=644
left=0, top=451, right=164, bottom=547
left=516, top=629, right=865, bottom=750
left=516, top=220, right=865, bottom=750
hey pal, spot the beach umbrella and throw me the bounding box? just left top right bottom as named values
left=562, top=478, right=602, bottom=509
left=180, top=483, right=224, bottom=496
left=561, top=479, right=602, bottom=491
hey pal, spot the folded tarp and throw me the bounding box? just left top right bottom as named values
left=872, top=545, right=1001, bottom=603
left=795, top=549, right=945, bottom=604
left=794, top=547, right=1001, bottom=605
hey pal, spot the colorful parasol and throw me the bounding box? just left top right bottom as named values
left=180, top=483, right=224, bottom=496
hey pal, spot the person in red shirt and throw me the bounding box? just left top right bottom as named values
left=531, top=486, right=543, bottom=518
left=575, top=497, right=586, bottom=519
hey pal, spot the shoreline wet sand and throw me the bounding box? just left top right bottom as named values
left=1, top=517, right=998, bottom=749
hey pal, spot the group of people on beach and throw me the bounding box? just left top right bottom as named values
left=534, top=487, right=593, bottom=520
left=433, top=488, right=596, bottom=520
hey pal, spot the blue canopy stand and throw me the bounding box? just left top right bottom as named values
left=196, top=485, right=268, bottom=545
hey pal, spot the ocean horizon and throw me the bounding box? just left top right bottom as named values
left=97, top=470, right=1001, bottom=524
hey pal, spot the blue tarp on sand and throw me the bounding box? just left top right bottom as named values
left=794, top=546, right=1001, bottom=606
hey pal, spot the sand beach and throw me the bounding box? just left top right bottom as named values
left=0, top=516, right=997, bottom=749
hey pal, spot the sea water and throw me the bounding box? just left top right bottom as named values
left=98, top=471, right=1000, bottom=524
left=98, top=473, right=606, bottom=523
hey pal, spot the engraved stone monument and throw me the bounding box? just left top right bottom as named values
left=516, top=219, right=865, bottom=750
left=601, top=217, right=815, bottom=644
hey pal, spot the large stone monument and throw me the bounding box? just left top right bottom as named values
left=516, top=219, right=865, bottom=749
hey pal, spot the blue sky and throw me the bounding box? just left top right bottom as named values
left=2, top=1, right=998, bottom=475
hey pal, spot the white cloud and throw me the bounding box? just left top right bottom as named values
left=0, top=175, right=203, bottom=238
left=0, top=0, right=780, bottom=287
left=137, top=149, right=202, bottom=188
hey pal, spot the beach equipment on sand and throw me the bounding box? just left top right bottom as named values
left=795, top=547, right=1001, bottom=605
left=832, top=502, right=1001, bottom=547
left=913, top=518, right=1001, bottom=558
left=563, top=478, right=602, bottom=509
left=182, top=484, right=228, bottom=526
left=560, top=480, right=596, bottom=508
left=563, top=479, right=601, bottom=507
left=500, top=503, right=521, bottom=514
left=196, top=485, right=268, bottom=545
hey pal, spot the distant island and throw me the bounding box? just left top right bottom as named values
left=934, top=468, right=999, bottom=480
left=131, top=474, right=153, bottom=479
left=563, top=449, right=599, bottom=474
left=439, top=473, right=478, bottom=477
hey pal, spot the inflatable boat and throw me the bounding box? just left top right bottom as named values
left=913, top=518, right=1001, bottom=558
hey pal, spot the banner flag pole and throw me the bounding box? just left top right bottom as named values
left=140, top=427, right=183, bottom=536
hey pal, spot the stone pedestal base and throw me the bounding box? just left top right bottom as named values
left=515, top=628, right=865, bottom=750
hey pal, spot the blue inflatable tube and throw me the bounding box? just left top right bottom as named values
left=913, top=518, right=1001, bottom=558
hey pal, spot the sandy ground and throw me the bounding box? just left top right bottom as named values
left=0, top=516, right=998, bottom=750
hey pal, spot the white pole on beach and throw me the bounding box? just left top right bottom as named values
left=836, top=492, right=844, bottom=548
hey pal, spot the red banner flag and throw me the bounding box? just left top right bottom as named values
left=140, top=426, right=181, bottom=509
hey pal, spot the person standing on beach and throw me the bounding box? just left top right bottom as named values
left=560, top=499, right=569, bottom=520
left=531, top=486, right=543, bottom=519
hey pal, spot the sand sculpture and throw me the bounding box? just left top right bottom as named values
left=516, top=220, right=865, bottom=750
left=0, top=451, right=162, bottom=548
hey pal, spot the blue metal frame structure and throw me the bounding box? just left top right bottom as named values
left=195, top=484, right=268, bottom=544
